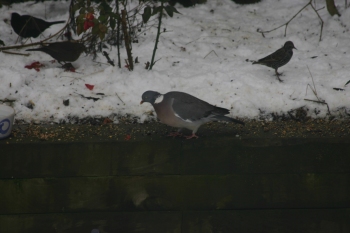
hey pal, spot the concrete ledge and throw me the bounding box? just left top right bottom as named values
left=1, top=209, right=349, bottom=233
left=1, top=174, right=350, bottom=214
left=1, top=138, right=350, bottom=178
left=1, top=122, right=350, bottom=233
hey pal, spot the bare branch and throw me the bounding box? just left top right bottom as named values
left=258, top=0, right=324, bottom=41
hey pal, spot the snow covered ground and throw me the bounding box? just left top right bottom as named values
left=0, top=0, right=349, bottom=124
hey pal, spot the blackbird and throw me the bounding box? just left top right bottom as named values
left=26, top=41, right=86, bottom=64
left=11, top=12, right=65, bottom=38
left=253, top=41, right=296, bottom=82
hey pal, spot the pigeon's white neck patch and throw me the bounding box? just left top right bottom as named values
left=154, top=94, right=164, bottom=104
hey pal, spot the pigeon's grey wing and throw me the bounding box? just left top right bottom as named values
left=168, top=92, right=227, bottom=121
left=166, top=92, right=213, bottom=121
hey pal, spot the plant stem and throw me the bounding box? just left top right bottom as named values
left=121, top=9, right=133, bottom=71
left=116, top=0, right=121, bottom=68
left=149, top=1, right=163, bottom=70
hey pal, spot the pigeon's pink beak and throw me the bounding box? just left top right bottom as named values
left=140, top=100, right=144, bottom=104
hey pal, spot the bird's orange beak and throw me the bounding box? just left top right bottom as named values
left=140, top=100, right=144, bottom=104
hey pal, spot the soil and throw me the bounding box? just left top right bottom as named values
left=2, top=117, right=350, bottom=144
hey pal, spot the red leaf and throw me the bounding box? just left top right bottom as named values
left=85, top=13, right=95, bottom=20
left=84, top=20, right=94, bottom=31
left=25, top=61, right=44, bottom=72
left=103, top=118, right=112, bottom=124
left=124, top=135, right=131, bottom=141
left=85, top=84, right=94, bottom=90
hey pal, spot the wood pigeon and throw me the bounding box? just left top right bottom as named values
left=141, top=90, right=244, bottom=139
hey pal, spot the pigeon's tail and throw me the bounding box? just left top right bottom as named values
left=252, top=61, right=259, bottom=65
left=49, top=20, right=66, bottom=25
left=214, top=115, right=245, bottom=125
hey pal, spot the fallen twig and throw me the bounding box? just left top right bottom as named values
left=304, top=98, right=331, bottom=114
left=304, top=66, right=331, bottom=115
left=75, top=93, right=100, bottom=102
left=115, top=92, right=125, bottom=105
left=0, top=99, right=16, bottom=103
left=102, top=51, right=115, bottom=66
left=204, top=50, right=218, bottom=59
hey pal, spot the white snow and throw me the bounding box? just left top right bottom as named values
left=0, top=0, right=349, bottom=124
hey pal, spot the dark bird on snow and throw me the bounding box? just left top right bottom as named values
left=26, top=41, right=86, bottom=64
left=141, top=91, right=244, bottom=139
left=252, top=41, right=297, bottom=82
left=11, top=12, right=65, bottom=39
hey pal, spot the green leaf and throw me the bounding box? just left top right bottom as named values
left=110, top=18, right=116, bottom=30
left=87, top=6, right=94, bottom=13
left=99, top=15, right=107, bottom=23
left=99, top=0, right=110, bottom=10
left=76, top=14, right=85, bottom=23
left=166, top=5, right=180, bottom=15
left=91, top=21, right=100, bottom=35
left=109, top=12, right=120, bottom=20
left=77, top=23, right=83, bottom=35
left=79, top=7, right=86, bottom=15
left=72, top=0, right=84, bottom=12
left=72, top=4, right=81, bottom=13
left=142, top=6, right=152, bottom=23
left=152, top=6, right=163, bottom=16
left=99, top=31, right=105, bottom=40
left=164, top=5, right=173, bottom=17
left=99, top=23, right=108, bottom=34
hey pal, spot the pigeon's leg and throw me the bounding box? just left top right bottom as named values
left=184, top=133, right=199, bottom=139
left=275, top=69, right=283, bottom=82
left=167, top=129, right=183, bottom=138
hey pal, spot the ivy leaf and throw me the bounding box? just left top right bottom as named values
left=142, top=6, right=152, bottom=23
